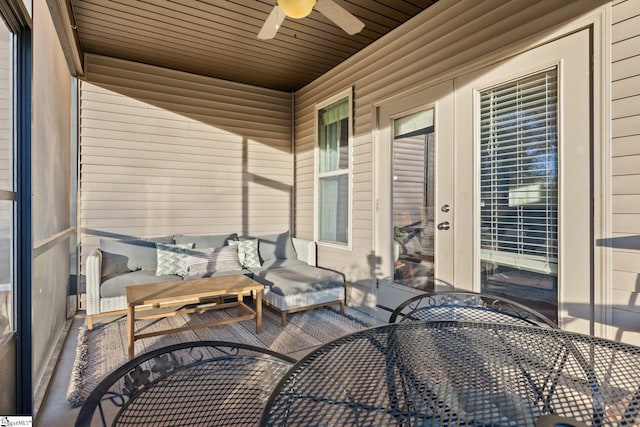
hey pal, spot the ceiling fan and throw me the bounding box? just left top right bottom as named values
left=258, top=0, right=365, bottom=40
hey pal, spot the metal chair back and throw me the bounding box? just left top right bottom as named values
left=389, top=291, right=558, bottom=327
left=75, top=341, right=295, bottom=427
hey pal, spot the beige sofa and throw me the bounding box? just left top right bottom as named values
left=85, top=231, right=345, bottom=329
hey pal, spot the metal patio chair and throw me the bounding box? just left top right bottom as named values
left=74, top=341, right=296, bottom=427
left=389, top=290, right=558, bottom=328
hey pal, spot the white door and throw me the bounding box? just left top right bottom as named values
left=373, top=30, right=592, bottom=331
left=454, top=29, right=592, bottom=333
left=374, top=81, right=454, bottom=318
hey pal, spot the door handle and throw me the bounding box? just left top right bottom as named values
left=437, top=221, right=451, bottom=230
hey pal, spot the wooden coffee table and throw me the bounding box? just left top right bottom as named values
left=126, top=274, right=263, bottom=359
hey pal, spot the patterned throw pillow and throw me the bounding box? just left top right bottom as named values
left=155, top=243, right=193, bottom=276
left=229, top=239, right=261, bottom=268
left=182, top=246, right=242, bottom=277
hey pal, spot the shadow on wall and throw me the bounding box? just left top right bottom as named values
left=79, top=134, right=293, bottom=245
left=81, top=229, right=140, bottom=241
left=80, top=75, right=294, bottom=242
left=86, top=73, right=292, bottom=155
left=596, top=235, right=640, bottom=251
left=362, top=236, right=640, bottom=343
left=596, top=235, right=640, bottom=341
left=367, top=251, right=382, bottom=281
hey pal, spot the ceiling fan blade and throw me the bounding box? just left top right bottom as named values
left=258, top=5, right=286, bottom=40
left=315, top=0, right=364, bottom=35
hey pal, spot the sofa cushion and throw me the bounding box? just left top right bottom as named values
left=188, top=269, right=253, bottom=280
left=250, top=258, right=307, bottom=272
left=252, top=264, right=344, bottom=297
left=229, top=239, right=261, bottom=268
left=100, top=270, right=181, bottom=298
left=182, top=246, right=243, bottom=278
left=257, top=231, right=297, bottom=263
left=174, top=233, right=238, bottom=249
left=156, top=243, right=194, bottom=276
left=100, top=236, right=174, bottom=276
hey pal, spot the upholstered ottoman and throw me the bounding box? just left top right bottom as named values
left=251, top=260, right=345, bottom=326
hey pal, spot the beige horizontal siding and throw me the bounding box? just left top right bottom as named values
left=293, top=0, right=604, bottom=293
left=612, top=134, right=640, bottom=157
left=612, top=175, right=640, bottom=194
left=612, top=94, right=640, bottom=117
left=612, top=73, right=640, bottom=99
left=80, top=54, right=292, bottom=267
left=613, top=13, right=640, bottom=40
left=612, top=270, right=640, bottom=293
left=611, top=214, right=640, bottom=233
left=610, top=0, right=640, bottom=345
left=612, top=307, right=640, bottom=343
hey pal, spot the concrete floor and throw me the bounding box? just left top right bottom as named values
left=34, top=307, right=381, bottom=426
left=36, top=314, right=84, bottom=427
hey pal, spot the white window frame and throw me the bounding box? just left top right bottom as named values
left=314, top=87, right=353, bottom=250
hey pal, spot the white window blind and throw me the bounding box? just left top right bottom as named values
left=479, top=68, right=558, bottom=275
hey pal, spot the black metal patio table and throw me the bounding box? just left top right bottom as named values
left=259, top=321, right=640, bottom=426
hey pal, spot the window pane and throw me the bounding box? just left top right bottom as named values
left=0, top=20, right=13, bottom=338
left=0, top=201, right=11, bottom=336
left=0, top=24, right=11, bottom=190
left=318, top=97, right=349, bottom=173
left=392, top=111, right=435, bottom=290
left=319, top=175, right=348, bottom=244
left=479, top=69, right=558, bottom=323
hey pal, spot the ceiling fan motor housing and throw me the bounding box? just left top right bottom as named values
left=278, top=0, right=316, bottom=19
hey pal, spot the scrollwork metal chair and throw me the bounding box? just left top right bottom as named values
left=387, top=294, right=557, bottom=424
left=74, top=341, right=296, bottom=427
left=389, top=291, right=558, bottom=327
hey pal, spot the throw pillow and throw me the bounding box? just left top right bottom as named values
left=210, top=245, right=243, bottom=272
left=100, top=235, right=174, bottom=276
left=155, top=243, right=193, bottom=276
left=229, top=239, right=261, bottom=268
left=182, top=248, right=215, bottom=278
left=257, top=231, right=297, bottom=262
left=182, top=246, right=243, bottom=278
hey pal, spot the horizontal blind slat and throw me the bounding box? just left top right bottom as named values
left=480, top=68, right=558, bottom=276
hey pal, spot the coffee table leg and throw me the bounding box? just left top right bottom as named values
left=256, top=289, right=262, bottom=334
left=127, top=305, right=135, bottom=360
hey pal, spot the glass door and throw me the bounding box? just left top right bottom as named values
left=374, top=82, right=454, bottom=317
left=455, top=29, right=591, bottom=333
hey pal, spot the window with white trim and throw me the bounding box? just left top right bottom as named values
left=479, top=68, right=558, bottom=276
left=316, top=91, right=351, bottom=246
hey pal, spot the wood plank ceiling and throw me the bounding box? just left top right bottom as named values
left=70, top=0, right=438, bottom=92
